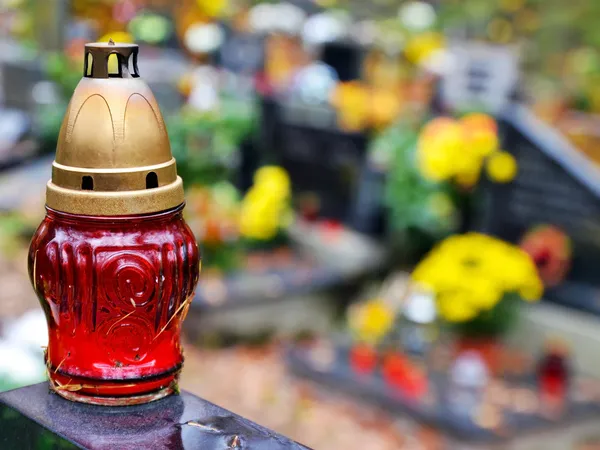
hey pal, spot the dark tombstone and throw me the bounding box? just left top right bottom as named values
left=0, top=155, right=50, bottom=211
left=1, top=58, right=43, bottom=114
left=0, top=109, right=34, bottom=171
left=319, top=41, right=363, bottom=82
left=0, top=383, right=309, bottom=449
left=258, top=96, right=278, bottom=162
left=474, top=104, right=600, bottom=314
left=219, top=32, right=265, bottom=76
left=236, top=138, right=260, bottom=193
left=136, top=49, right=188, bottom=114
left=217, top=30, right=266, bottom=193
left=349, top=163, right=388, bottom=236
left=0, top=41, right=40, bottom=171
left=271, top=99, right=369, bottom=222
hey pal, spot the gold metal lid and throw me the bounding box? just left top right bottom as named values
left=47, top=40, right=184, bottom=216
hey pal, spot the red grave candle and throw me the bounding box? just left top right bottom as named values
left=27, top=42, right=200, bottom=405
left=29, top=206, right=199, bottom=405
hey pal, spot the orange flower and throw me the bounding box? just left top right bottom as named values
left=331, top=82, right=370, bottom=132
left=460, top=113, right=498, bottom=134
left=461, top=113, right=499, bottom=157
left=370, top=88, right=403, bottom=129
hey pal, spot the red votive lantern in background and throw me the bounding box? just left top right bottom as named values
left=537, top=339, right=570, bottom=403
left=28, top=42, right=200, bottom=406
left=349, top=343, right=378, bottom=375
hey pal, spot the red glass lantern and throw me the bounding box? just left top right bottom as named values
left=349, top=344, right=378, bottom=375
left=28, top=41, right=200, bottom=405
left=537, top=339, right=570, bottom=402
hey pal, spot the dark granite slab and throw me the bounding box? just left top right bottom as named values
left=0, top=383, right=310, bottom=450
left=193, top=259, right=344, bottom=312
left=474, top=105, right=600, bottom=316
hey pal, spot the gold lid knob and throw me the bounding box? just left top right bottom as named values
left=46, top=41, right=184, bottom=216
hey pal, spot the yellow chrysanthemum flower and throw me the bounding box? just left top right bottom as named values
left=417, top=119, right=466, bottom=181
left=331, top=82, right=370, bottom=131
left=412, top=233, right=543, bottom=323
left=417, top=114, right=508, bottom=188
left=350, top=299, right=395, bottom=343
left=467, top=277, right=503, bottom=311
left=254, top=166, right=291, bottom=198
left=437, top=293, right=478, bottom=323
left=239, top=167, right=292, bottom=241
left=519, top=276, right=544, bottom=302
left=466, top=128, right=499, bottom=157
left=196, top=0, right=227, bottom=18
left=486, top=151, right=518, bottom=183
left=404, top=32, right=445, bottom=65
left=370, top=88, right=403, bottom=129
left=460, top=113, right=497, bottom=130
left=454, top=152, right=484, bottom=188
left=239, top=210, right=280, bottom=240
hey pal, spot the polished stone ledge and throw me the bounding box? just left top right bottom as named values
left=0, top=383, right=309, bottom=449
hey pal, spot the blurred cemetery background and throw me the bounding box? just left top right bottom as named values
left=3, top=0, right=600, bottom=448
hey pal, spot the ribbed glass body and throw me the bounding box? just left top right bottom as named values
left=28, top=205, right=200, bottom=405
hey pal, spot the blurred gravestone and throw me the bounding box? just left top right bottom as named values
left=441, top=42, right=519, bottom=114
left=350, top=164, right=387, bottom=236
left=137, top=50, right=188, bottom=114
left=0, top=53, right=42, bottom=114
left=0, top=109, right=31, bottom=164
left=263, top=36, right=367, bottom=223
left=273, top=99, right=368, bottom=222
left=220, top=32, right=265, bottom=76
left=475, top=104, right=600, bottom=314
left=320, top=41, right=362, bottom=82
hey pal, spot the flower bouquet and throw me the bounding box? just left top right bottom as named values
left=184, top=166, right=293, bottom=272
left=345, top=279, right=431, bottom=395
left=410, top=232, right=544, bottom=371
left=168, top=100, right=257, bottom=189
left=411, top=233, right=543, bottom=337
left=185, top=181, right=242, bottom=273
left=520, top=225, right=572, bottom=287
left=239, top=166, right=293, bottom=250
left=383, top=113, right=518, bottom=263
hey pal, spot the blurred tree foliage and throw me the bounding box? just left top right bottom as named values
left=438, top=0, right=600, bottom=110
left=37, top=53, right=79, bottom=149
left=0, top=213, right=32, bottom=258
left=45, top=53, right=80, bottom=99
left=168, top=95, right=258, bottom=188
